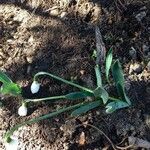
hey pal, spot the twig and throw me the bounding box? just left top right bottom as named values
left=75, top=123, right=117, bottom=150
left=116, top=145, right=133, bottom=150
left=75, top=123, right=133, bottom=150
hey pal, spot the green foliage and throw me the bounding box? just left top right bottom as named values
left=0, top=71, right=21, bottom=96
left=1, top=83, right=21, bottom=96
left=105, top=101, right=129, bottom=114
left=112, top=60, right=125, bottom=87
left=2, top=47, right=132, bottom=140
left=71, top=101, right=101, bottom=116
left=95, top=65, right=102, bottom=87
left=65, top=92, right=94, bottom=100
left=105, top=48, right=113, bottom=82
left=94, top=87, right=109, bottom=104
left=112, top=60, right=131, bottom=105
left=0, top=71, right=12, bottom=84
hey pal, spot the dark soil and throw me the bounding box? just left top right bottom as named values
left=0, top=0, right=150, bottom=149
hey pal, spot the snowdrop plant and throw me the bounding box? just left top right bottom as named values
left=0, top=48, right=131, bottom=147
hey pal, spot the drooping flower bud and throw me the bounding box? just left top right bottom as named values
left=30, top=81, right=40, bottom=94
left=18, top=103, right=27, bottom=116
left=5, top=136, right=18, bottom=150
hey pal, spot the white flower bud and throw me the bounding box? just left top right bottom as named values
left=18, top=103, right=27, bottom=116
left=5, top=136, right=18, bottom=150
left=30, top=81, right=40, bottom=94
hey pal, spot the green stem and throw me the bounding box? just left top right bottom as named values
left=109, top=96, right=120, bottom=101
left=4, top=102, right=85, bottom=140
left=25, top=95, right=66, bottom=102
left=95, top=65, right=102, bottom=87
left=34, top=72, right=93, bottom=94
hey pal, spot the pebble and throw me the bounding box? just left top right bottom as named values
left=129, top=47, right=137, bottom=59
left=147, top=61, right=150, bottom=72
left=135, top=11, right=146, bottom=22
left=28, top=35, right=34, bottom=43
left=27, top=65, right=32, bottom=75
left=50, top=9, right=59, bottom=16
left=129, top=63, right=143, bottom=74
left=60, top=12, right=67, bottom=19
left=145, top=115, right=150, bottom=128
left=26, top=56, right=33, bottom=63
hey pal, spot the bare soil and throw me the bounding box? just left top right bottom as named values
left=0, top=0, right=150, bottom=150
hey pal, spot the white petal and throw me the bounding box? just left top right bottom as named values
left=18, top=105, right=27, bottom=116
left=30, top=81, right=40, bottom=94
left=5, top=136, right=18, bottom=150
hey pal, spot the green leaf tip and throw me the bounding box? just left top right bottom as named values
left=105, top=48, right=113, bottom=82
left=0, top=70, right=12, bottom=84
left=94, top=87, right=109, bottom=104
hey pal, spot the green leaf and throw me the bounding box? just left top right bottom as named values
left=112, top=60, right=124, bottom=87
left=105, top=48, right=113, bottom=82
left=0, top=71, right=12, bottom=84
left=112, top=61, right=131, bottom=105
left=71, top=101, right=101, bottom=116
left=95, top=65, right=102, bottom=87
left=105, top=101, right=129, bottom=114
left=94, top=87, right=109, bottom=104
left=117, top=83, right=131, bottom=105
left=65, top=92, right=94, bottom=100
left=0, top=83, right=22, bottom=96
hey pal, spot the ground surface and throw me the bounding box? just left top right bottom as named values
left=0, top=0, right=150, bottom=150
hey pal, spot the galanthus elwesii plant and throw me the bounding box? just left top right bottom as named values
left=0, top=48, right=131, bottom=149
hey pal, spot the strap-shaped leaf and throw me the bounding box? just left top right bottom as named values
left=117, top=83, right=131, bottom=105
left=105, top=48, right=113, bottom=82
left=95, top=65, right=102, bottom=87
left=112, top=60, right=124, bottom=87
left=0, top=71, right=12, bottom=84
left=71, top=101, right=101, bottom=116
left=105, top=101, right=129, bottom=114
left=65, top=91, right=94, bottom=100
left=94, top=87, right=109, bottom=104
left=0, top=83, right=21, bottom=96
left=112, top=60, right=131, bottom=104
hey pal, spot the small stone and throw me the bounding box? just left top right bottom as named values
left=60, top=12, right=67, bottom=19
left=129, top=63, right=142, bottom=74
left=7, top=39, right=13, bottom=43
left=135, top=11, right=146, bottom=22
left=50, top=9, right=59, bottom=16
left=28, top=36, right=34, bottom=43
left=145, top=115, right=150, bottom=128
left=129, top=47, right=137, bottom=59
left=26, top=56, right=33, bottom=63
left=147, top=61, right=150, bottom=72
left=27, top=65, right=32, bottom=75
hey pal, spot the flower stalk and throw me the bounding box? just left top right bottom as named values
left=34, top=72, right=94, bottom=94
left=25, top=95, right=66, bottom=102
